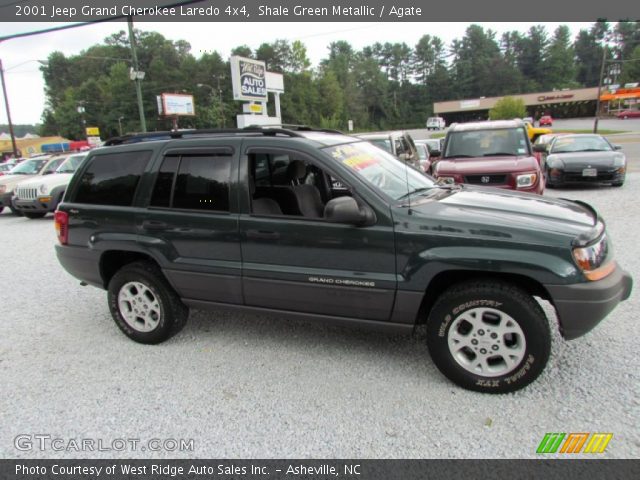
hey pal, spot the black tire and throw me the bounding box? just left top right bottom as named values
left=0, top=206, right=4, bottom=213
left=107, top=261, right=189, bottom=344
left=23, top=212, right=47, bottom=219
left=426, top=280, right=551, bottom=393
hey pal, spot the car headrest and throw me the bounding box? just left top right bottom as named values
left=286, top=160, right=307, bottom=181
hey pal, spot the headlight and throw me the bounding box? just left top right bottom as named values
left=39, top=184, right=49, bottom=195
left=572, top=234, right=614, bottom=281
left=546, top=156, right=563, bottom=169
left=612, top=155, right=626, bottom=167
left=437, top=176, right=456, bottom=184
left=516, top=173, right=537, bottom=188
left=0, top=185, right=5, bottom=194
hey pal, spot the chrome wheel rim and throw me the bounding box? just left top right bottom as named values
left=117, top=281, right=162, bottom=332
left=447, top=307, right=526, bottom=377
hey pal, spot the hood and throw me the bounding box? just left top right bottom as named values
left=15, top=173, right=74, bottom=191
left=548, top=151, right=624, bottom=170
left=436, top=156, right=539, bottom=175
left=0, top=174, right=38, bottom=190
left=408, top=185, right=595, bottom=240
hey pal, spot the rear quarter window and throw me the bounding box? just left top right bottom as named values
left=72, top=151, right=153, bottom=206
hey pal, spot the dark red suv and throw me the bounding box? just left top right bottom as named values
left=433, top=120, right=544, bottom=195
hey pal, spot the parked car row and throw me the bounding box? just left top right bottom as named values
left=355, top=119, right=625, bottom=195
left=0, top=152, right=88, bottom=218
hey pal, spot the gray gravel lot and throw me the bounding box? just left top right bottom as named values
left=0, top=176, right=638, bottom=459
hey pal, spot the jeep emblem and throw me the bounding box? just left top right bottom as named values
left=481, top=176, right=490, bottom=183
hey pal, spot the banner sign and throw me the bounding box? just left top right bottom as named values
left=230, top=56, right=268, bottom=102
left=161, top=93, right=195, bottom=116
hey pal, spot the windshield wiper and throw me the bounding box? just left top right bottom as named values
left=396, top=186, right=436, bottom=201
left=443, top=154, right=473, bottom=158
left=483, top=152, right=516, bottom=156
left=578, top=149, right=608, bottom=152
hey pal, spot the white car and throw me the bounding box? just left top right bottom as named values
left=13, top=152, right=88, bottom=219
left=0, top=156, right=66, bottom=215
left=426, top=117, right=446, bottom=130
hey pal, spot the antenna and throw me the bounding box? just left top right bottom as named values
left=404, top=152, right=411, bottom=213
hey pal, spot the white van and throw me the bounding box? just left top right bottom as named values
left=426, top=117, right=446, bottom=130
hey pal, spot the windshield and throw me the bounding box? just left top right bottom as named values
left=9, top=158, right=47, bottom=175
left=56, top=154, right=87, bottom=173
left=444, top=127, right=529, bottom=158
left=550, top=136, right=612, bottom=153
left=325, top=141, right=436, bottom=201
left=368, top=138, right=392, bottom=153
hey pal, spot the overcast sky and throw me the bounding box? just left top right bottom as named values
left=0, top=22, right=592, bottom=125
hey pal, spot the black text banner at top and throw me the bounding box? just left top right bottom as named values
left=0, top=0, right=638, bottom=22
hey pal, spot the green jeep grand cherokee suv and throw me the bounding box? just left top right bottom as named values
left=54, top=127, right=632, bottom=393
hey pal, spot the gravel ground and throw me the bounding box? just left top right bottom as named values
left=0, top=176, right=638, bottom=459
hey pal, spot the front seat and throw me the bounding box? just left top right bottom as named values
left=250, top=176, right=282, bottom=216
left=286, top=160, right=324, bottom=218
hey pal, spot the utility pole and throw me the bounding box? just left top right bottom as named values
left=127, top=17, right=147, bottom=133
left=0, top=58, right=18, bottom=158
left=593, top=44, right=608, bottom=134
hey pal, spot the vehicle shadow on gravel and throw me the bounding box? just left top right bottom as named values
left=182, top=307, right=437, bottom=378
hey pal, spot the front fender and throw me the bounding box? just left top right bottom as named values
left=399, top=245, right=580, bottom=291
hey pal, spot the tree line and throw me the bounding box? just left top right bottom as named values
left=39, top=21, right=640, bottom=140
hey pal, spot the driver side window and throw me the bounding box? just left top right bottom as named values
left=248, top=151, right=354, bottom=220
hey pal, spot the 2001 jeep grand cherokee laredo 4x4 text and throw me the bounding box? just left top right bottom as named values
left=54, top=127, right=632, bottom=393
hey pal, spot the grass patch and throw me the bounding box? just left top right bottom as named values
left=429, top=132, right=447, bottom=138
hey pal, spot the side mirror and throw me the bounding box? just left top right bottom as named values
left=613, top=144, right=622, bottom=150
left=431, top=150, right=441, bottom=157
left=532, top=144, right=547, bottom=153
left=324, top=196, right=375, bottom=226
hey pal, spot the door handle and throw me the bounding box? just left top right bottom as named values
left=246, top=229, right=280, bottom=240
left=141, top=220, right=168, bottom=231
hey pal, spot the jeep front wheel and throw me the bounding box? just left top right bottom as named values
left=107, top=261, right=188, bottom=344
left=426, top=280, right=551, bottom=393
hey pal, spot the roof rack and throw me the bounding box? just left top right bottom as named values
left=103, top=125, right=345, bottom=146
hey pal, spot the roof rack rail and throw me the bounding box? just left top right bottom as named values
left=103, top=125, right=346, bottom=146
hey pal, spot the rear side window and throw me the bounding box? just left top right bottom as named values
left=150, top=154, right=231, bottom=212
left=73, top=151, right=152, bottom=206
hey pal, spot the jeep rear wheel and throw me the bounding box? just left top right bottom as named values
left=107, top=261, right=188, bottom=344
left=426, top=280, right=550, bottom=393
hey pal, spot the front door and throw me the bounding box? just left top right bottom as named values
left=238, top=142, right=397, bottom=321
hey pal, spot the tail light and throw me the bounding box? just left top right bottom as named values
left=54, top=210, right=69, bottom=245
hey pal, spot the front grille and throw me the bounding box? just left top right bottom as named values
left=464, top=175, right=507, bottom=185
left=16, top=187, right=38, bottom=199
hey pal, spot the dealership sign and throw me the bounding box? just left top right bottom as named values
left=537, top=94, right=574, bottom=102
left=231, top=56, right=268, bottom=102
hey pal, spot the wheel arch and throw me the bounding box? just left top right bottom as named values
left=415, top=269, right=552, bottom=325
left=100, top=250, right=161, bottom=289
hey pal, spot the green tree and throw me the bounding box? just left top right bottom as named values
left=489, top=97, right=527, bottom=120
left=544, top=25, right=576, bottom=90
left=621, top=45, right=640, bottom=84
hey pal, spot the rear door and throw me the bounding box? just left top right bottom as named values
left=138, top=142, right=242, bottom=304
